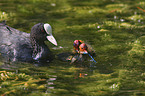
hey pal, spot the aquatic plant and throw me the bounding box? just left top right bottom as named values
left=0, top=0, right=145, bottom=96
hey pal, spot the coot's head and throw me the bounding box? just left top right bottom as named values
left=30, top=23, right=57, bottom=46
left=73, top=40, right=80, bottom=48
left=79, top=43, right=88, bottom=52
left=30, top=23, right=57, bottom=62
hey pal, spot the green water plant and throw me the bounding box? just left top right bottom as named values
left=0, top=11, right=8, bottom=21
left=0, top=71, right=46, bottom=95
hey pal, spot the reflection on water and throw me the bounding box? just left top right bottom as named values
left=0, top=60, right=97, bottom=95
left=46, top=75, right=57, bottom=93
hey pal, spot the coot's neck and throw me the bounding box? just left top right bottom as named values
left=30, top=23, right=53, bottom=62
left=31, top=37, right=47, bottom=61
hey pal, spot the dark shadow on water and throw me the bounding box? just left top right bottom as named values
left=0, top=60, right=51, bottom=70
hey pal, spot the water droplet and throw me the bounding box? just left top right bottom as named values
left=89, top=10, right=92, bottom=13
left=84, top=74, right=88, bottom=76
left=48, top=82, right=54, bottom=85
left=134, top=12, right=137, bottom=15
left=49, top=78, right=56, bottom=81
left=51, top=3, right=56, bottom=7
left=120, top=19, right=124, bottom=22
left=97, top=26, right=100, bottom=28
left=48, top=87, right=54, bottom=89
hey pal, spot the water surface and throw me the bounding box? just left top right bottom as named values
left=0, top=0, right=145, bottom=96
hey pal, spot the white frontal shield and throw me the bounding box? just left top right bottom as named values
left=44, top=24, right=57, bottom=46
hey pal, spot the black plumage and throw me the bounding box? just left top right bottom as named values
left=0, top=21, right=54, bottom=63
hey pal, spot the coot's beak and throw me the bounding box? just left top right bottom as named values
left=44, top=23, right=57, bottom=46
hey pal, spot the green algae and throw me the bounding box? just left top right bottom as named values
left=0, top=0, right=145, bottom=96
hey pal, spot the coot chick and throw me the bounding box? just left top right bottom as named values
left=0, top=21, right=57, bottom=63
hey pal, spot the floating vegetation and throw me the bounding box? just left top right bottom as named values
left=0, top=0, right=145, bottom=96
left=128, top=40, right=144, bottom=57
left=0, top=71, right=47, bottom=95
left=0, top=11, right=8, bottom=21
left=128, top=15, right=143, bottom=21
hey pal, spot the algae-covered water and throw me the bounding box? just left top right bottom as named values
left=0, top=0, right=145, bottom=96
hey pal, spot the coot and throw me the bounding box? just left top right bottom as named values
left=0, top=21, right=57, bottom=63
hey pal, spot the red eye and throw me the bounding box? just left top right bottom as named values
left=41, top=28, right=44, bottom=32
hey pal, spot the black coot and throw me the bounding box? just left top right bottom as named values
left=0, top=21, right=57, bottom=63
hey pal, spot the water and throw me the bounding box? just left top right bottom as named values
left=0, top=0, right=145, bottom=96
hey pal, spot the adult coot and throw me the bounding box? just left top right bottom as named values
left=0, top=21, right=57, bottom=63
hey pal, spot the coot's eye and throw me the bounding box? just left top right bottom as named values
left=41, top=28, right=44, bottom=32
